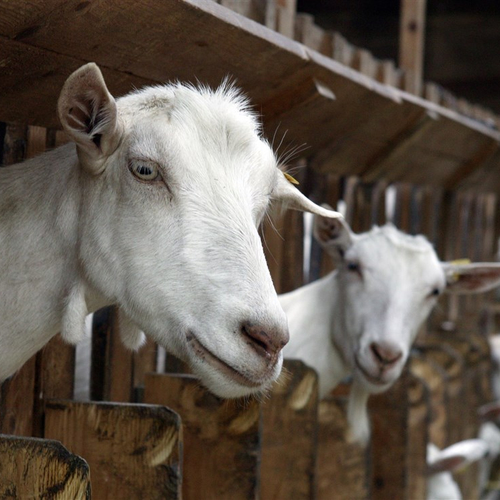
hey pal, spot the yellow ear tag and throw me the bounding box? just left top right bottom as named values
left=450, top=258, right=471, bottom=265
left=450, top=258, right=471, bottom=282
left=284, top=172, right=300, bottom=185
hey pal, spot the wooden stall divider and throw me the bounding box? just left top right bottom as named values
left=414, top=344, right=466, bottom=447
left=369, top=371, right=410, bottom=500
left=144, top=373, right=261, bottom=500
left=44, top=400, right=182, bottom=499
left=410, top=353, right=449, bottom=449
left=317, top=393, right=371, bottom=500
left=261, top=359, right=319, bottom=500
left=0, top=434, right=91, bottom=498
left=406, top=372, right=431, bottom=500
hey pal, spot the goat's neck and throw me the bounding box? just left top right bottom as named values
left=281, top=271, right=349, bottom=397
left=0, top=145, right=108, bottom=380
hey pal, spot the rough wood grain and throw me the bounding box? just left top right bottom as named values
left=0, top=355, right=37, bottom=436
left=370, top=371, right=410, bottom=500
left=0, top=434, right=90, bottom=499
left=144, top=373, right=260, bottom=500
left=317, top=395, right=370, bottom=500
left=44, top=400, right=182, bottom=499
left=399, top=0, right=427, bottom=95
left=261, top=359, right=318, bottom=500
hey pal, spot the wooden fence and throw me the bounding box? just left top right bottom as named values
left=0, top=114, right=498, bottom=499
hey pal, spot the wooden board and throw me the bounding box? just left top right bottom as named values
left=0, top=1, right=499, bottom=190
left=144, top=372, right=260, bottom=500
left=369, top=371, right=410, bottom=500
left=44, top=399, right=182, bottom=499
left=0, top=355, right=37, bottom=436
left=316, top=395, right=370, bottom=500
left=261, top=359, right=318, bottom=500
left=0, top=434, right=90, bottom=499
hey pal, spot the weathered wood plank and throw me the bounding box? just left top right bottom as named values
left=0, top=434, right=90, bottom=499
left=144, top=373, right=260, bottom=500
left=370, top=371, right=410, bottom=500
left=261, top=359, right=318, bottom=500
left=399, top=0, right=427, bottom=95
left=45, top=400, right=182, bottom=499
left=0, top=355, right=37, bottom=436
left=317, top=395, right=370, bottom=500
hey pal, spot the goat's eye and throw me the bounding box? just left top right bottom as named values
left=346, top=261, right=360, bottom=273
left=129, top=159, right=161, bottom=182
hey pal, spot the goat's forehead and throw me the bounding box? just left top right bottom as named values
left=350, top=230, right=444, bottom=283
left=119, top=86, right=276, bottom=177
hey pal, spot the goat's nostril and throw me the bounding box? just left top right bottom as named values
left=370, top=342, right=403, bottom=367
left=241, top=322, right=288, bottom=359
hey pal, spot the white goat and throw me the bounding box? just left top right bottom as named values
left=427, top=440, right=489, bottom=500
left=281, top=213, right=500, bottom=441
left=0, top=63, right=341, bottom=398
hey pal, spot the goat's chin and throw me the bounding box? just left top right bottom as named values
left=354, top=368, right=396, bottom=394
left=192, top=361, right=279, bottom=398
left=185, top=335, right=283, bottom=398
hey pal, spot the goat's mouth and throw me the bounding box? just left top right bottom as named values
left=355, top=357, right=391, bottom=387
left=186, top=331, right=264, bottom=388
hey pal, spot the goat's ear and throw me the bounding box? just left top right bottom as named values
left=428, top=439, right=488, bottom=475
left=427, top=455, right=467, bottom=475
left=442, top=262, right=500, bottom=294
left=272, top=171, right=343, bottom=220
left=58, top=63, right=122, bottom=175
left=478, top=401, right=500, bottom=422
left=314, top=203, right=354, bottom=255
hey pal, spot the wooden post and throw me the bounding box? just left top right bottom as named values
left=399, top=0, right=427, bottom=95
left=261, top=359, right=318, bottom=500
left=0, top=435, right=90, bottom=498
left=317, top=395, right=370, bottom=500
left=45, top=400, right=182, bottom=499
left=144, top=373, right=260, bottom=500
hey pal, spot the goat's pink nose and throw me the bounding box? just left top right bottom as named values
left=241, top=321, right=289, bottom=359
left=370, top=342, right=403, bottom=368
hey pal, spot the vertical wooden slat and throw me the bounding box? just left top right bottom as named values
left=0, top=356, right=37, bottom=436
left=33, top=335, right=76, bottom=437
left=317, top=396, right=370, bottom=500
left=91, top=306, right=134, bottom=402
left=144, top=373, right=260, bottom=500
left=0, top=435, right=91, bottom=498
left=45, top=400, right=182, bottom=499
left=399, top=0, right=427, bottom=95
left=25, top=125, right=47, bottom=159
left=261, top=360, right=318, bottom=500
left=370, top=371, right=410, bottom=500
left=406, top=373, right=430, bottom=500
left=1, top=123, right=28, bottom=165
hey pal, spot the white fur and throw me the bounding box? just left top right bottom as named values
left=0, top=63, right=341, bottom=398
left=282, top=218, right=500, bottom=442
